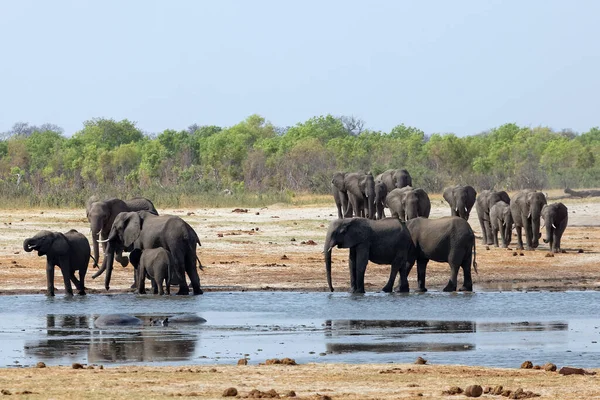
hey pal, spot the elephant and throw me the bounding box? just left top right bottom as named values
left=86, top=196, right=158, bottom=271
left=332, top=172, right=376, bottom=219
left=324, top=218, right=414, bottom=293
left=378, top=169, right=412, bottom=190
left=331, top=172, right=353, bottom=219
left=510, top=190, right=547, bottom=250
left=374, top=180, right=388, bottom=219
left=541, top=202, right=568, bottom=253
left=489, top=201, right=513, bottom=248
left=384, top=186, right=413, bottom=220
left=93, top=211, right=203, bottom=295
left=442, top=185, right=477, bottom=220
left=23, top=229, right=90, bottom=296
left=386, top=217, right=477, bottom=293
left=385, top=187, right=430, bottom=221
left=130, top=248, right=180, bottom=295
left=475, top=190, right=511, bottom=245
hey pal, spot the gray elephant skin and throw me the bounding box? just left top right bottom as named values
left=130, top=248, right=180, bottom=295
left=489, top=201, right=513, bottom=248
left=510, top=190, right=547, bottom=250
left=385, top=187, right=431, bottom=221
left=86, top=197, right=158, bottom=270
left=331, top=172, right=376, bottom=219
left=23, top=230, right=90, bottom=296
left=390, top=217, right=477, bottom=293
left=442, top=185, right=477, bottom=220
left=93, top=211, right=203, bottom=295
left=331, top=172, right=353, bottom=219
left=373, top=169, right=413, bottom=219
left=94, top=314, right=143, bottom=328
left=541, top=202, right=568, bottom=253
left=324, top=218, right=414, bottom=293
left=476, top=190, right=511, bottom=245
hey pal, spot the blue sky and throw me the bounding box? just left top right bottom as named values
left=1, top=0, right=599, bottom=136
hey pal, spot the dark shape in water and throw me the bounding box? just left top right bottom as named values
left=326, top=342, right=475, bottom=354
left=94, top=314, right=142, bottom=328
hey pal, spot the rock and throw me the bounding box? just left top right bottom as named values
left=415, top=356, right=427, bottom=365
left=87, top=366, right=94, bottom=369
left=533, top=365, right=541, bottom=369
left=281, top=358, right=296, bottom=365
left=94, top=314, right=143, bottom=328
left=501, top=389, right=512, bottom=397
left=36, top=362, right=46, bottom=368
left=246, top=389, right=279, bottom=398
left=281, top=255, right=289, bottom=260
left=464, top=385, right=483, bottom=397
left=520, top=360, right=533, bottom=369
left=72, top=363, right=84, bottom=369
left=578, top=249, right=584, bottom=253
left=442, top=386, right=463, bottom=395
left=301, top=240, right=317, bottom=245
left=231, top=208, right=248, bottom=213
left=255, top=212, right=260, bottom=215
left=491, top=386, right=504, bottom=395
left=483, top=387, right=492, bottom=394
left=285, top=390, right=296, bottom=397
left=217, top=233, right=224, bottom=237
left=543, top=362, right=557, bottom=371
left=237, top=358, right=248, bottom=365
left=1, top=389, right=12, bottom=395
left=222, top=387, right=238, bottom=396
left=545, top=253, right=554, bottom=257
left=486, top=246, right=490, bottom=250
left=512, top=252, right=518, bottom=256
left=290, top=238, right=296, bottom=242
left=519, top=252, right=525, bottom=256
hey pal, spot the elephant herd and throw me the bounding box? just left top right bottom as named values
left=23, top=197, right=204, bottom=297
left=328, top=170, right=569, bottom=293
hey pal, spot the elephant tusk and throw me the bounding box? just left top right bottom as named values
left=327, top=247, right=333, bottom=253
left=552, top=224, right=556, bottom=229
left=97, top=238, right=110, bottom=243
left=455, top=207, right=458, bottom=212
left=465, top=207, right=468, bottom=213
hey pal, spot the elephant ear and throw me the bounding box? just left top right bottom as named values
left=331, top=173, right=346, bottom=191
left=122, top=213, right=142, bottom=248
left=339, top=219, right=363, bottom=248
left=52, top=233, right=70, bottom=256
left=129, top=248, right=142, bottom=268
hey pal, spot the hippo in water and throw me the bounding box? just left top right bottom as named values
left=94, top=314, right=143, bottom=328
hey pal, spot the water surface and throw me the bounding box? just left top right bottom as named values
left=1, top=291, right=599, bottom=368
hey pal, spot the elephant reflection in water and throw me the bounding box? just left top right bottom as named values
left=88, top=330, right=197, bottom=363
left=24, top=315, right=91, bottom=360
left=323, top=319, right=476, bottom=354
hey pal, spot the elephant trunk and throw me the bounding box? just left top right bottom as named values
left=23, top=238, right=35, bottom=252
left=503, top=219, right=512, bottom=247
left=92, top=240, right=116, bottom=291
left=531, top=210, right=542, bottom=248
left=324, top=236, right=336, bottom=292
left=456, top=198, right=468, bottom=219
left=90, top=221, right=103, bottom=268
left=544, top=219, right=553, bottom=244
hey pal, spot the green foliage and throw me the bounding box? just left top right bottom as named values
left=0, top=115, right=598, bottom=208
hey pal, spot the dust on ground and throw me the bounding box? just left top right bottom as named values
left=1, top=195, right=599, bottom=294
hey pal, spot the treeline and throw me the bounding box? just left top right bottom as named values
left=0, top=115, right=599, bottom=207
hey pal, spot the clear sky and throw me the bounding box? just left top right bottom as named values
left=1, top=0, right=599, bottom=136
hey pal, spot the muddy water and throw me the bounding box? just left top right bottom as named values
left=1, top=291, right=599, bottom=368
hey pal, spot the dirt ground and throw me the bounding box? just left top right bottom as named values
left=0, top=193, right=599, bottom=398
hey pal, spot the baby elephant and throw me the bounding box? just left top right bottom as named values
left=129, top=248, right=177, bottom=295
left=23, top=230, right=90, bottom=296
left=541, top=202, right=568, bottom=253
left=490, top=201, right=513, bottom=248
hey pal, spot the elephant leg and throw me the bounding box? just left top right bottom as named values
left=137, top=266, right=146, bottom=294
left=478, top=217, right=487, bottom=245
left=484, top=215, right=494, bottom=245
left=492, top=228, right=499, bottom=247
left=46, top=261, right=55, bottom=296
left=443, top=263, right=459, bottom=292
left=382, top=259, right=400, bottom=293
left=514, top=225, right=524, bottom=250
left=185, top=252, right=203, bottom=295
left=70, top=272, right=86, bottom=296
left=60, top=270, right=74, bottom=296
left=348, top=247, right=357, bottom=293
left=459, top=255, right=473, bottom=292
left=523, top=219, right=534, bottom=250
left=415, top=259, right=428, bottom=292
left=353, top=244, right=369, bottom=294
left=151, top=279, right=158, bottom=295
left=130, top=268, right=137, bottom=289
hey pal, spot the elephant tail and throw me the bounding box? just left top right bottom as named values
left=90, top=254, right=98, bottom=268
left=196, top=255, right=204, bottom=271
